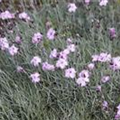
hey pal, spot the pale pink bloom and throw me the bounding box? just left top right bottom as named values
left=101, top=76, right=110, bottom=83
left=59, top=49, right=69, bottom=60
left=76, top=77, right=89, bottom=86
left=79, top=70, right=90, bottom=78
left=17, top=66, right=25, bottom=73
left=85, top=0, right=90, bottom=5
left=110, top=57, right=120, bottom=70
left=99, top=0, right=108, bottom=6
left=68, top=3, right=77, bottom=13
left=92, top=54, right=99, bottom=62
left=102, top=101, right=108, bottom=110
left=67, top=44, right=76, bottom=52
left=87, top=63, right=95, bottom=70
left=56, top=59, right=68, bottom=69
left=77, top=69, right=90, bottom=86
left=0, top=10, right=15, bottom=20
left=49, top=49, right=58, bottom=59
left=32, top=32, right=43, bottom=44
left=96, top=85, right=101, bottom=92
left=30, top=72, right=40, bottom=83
left=30, top=56, right=41, bottom=67
left=0, top=37, right=9, bottom=50
left=65, top=68, right=76, bottom=79
left=98, top=53, right=111, bottom=62
left=19, top=12, right=30, bottom=21
left=8, top=45, right=18, bottom=56
left=109, top=28, right=116, bottom=39
left=15, top=35, right=22, bottom=44
left=42, top=62, right=55, bottom=71
left=47, top=28, right=56, bottom=40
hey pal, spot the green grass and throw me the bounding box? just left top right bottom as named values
left=0, top=0, right=120, bottom=120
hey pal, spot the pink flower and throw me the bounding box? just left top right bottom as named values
left=30, top=72, right=40, bottom=83
left=8, top=45, right=18, bottom=56
left=99, top=0, right=108, bottom=6
left=67, top=44, right=76, bottom=52
left=98, top=53, right=111, bottom=62
left=68, top=3, right=77, bottom=13
left=109, top=28, right=116, bottom=39
left=96, top=85, right=101, bottom=92
left=59, top=49, right=70, bottom=60
left=19, top=12, right=30, bottom=21
left=79, top=70, right=90, bottom=78
left=101, top=76, right=110, bottom=83
left=92, top=54, right=99, bottom=62
left=17, top=66, right=25, bottom=73
left=102, top=101, right=108, bottom=110
left=85, top=0, right=90, bottom=5
left=30, top=56, right=41, bottom=67
left=56, top=59, right=68, bottom=69
left=15, top=35, right=22, bottom=44
left=76, top=70, right=90, bottom=87
left=0, top=37, right=9, bottom=50
left=49, top=49, right=58, bottom=59
left=110, top=57, right=120, bottom=70
left=0, top=10, right=15, bottom=20
left=42, top=62, right=55, bottom=71
left=47, top=28, right=56, bottom=40
left=32, top=32, right=43, bottom=44
left=76, top=77, right=89, bottom=86
left=87, top=63, right=95, bottom=70
left=65, top=68, right=76, bottom=79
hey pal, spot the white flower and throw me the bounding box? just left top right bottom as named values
left=68, top=3, right=77, bottom=13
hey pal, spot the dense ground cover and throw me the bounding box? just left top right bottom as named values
left=0, top=0, right=120, bottom=120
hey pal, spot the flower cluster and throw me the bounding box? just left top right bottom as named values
left=92, top=52, right=111, bottom=62
left=0, top=10, right=15, bottom=20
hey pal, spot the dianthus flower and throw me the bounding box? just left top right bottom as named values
left=30, top=56, right=41, bottom=67
left=0, top=10, right=15, bottom=20
left=30, top=72, right=40, bottom=83
left=99, top=0, right=108, bottom=6
left=110, top=57, right=120, bottom=70
left=68, top=3, right=77, bottom=12
left=47, top=28, right=56, bottom=40
left=65, top=68, right=76, bottom=79
left=32, top=32, right=43, bottom=44
left=0, top=37, right=9, bottom=50
left=19, top=12, right=30, bottom=21
left=56, top=59, right=68, bottom=69
left=49, top=49, right=58, bottom=59
left=8, top=45, right=18, bottom=56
